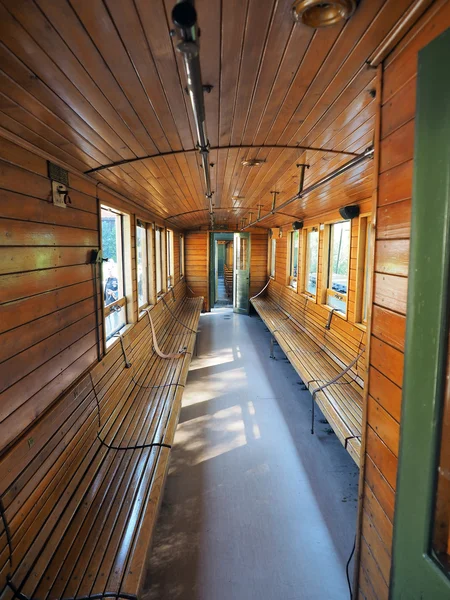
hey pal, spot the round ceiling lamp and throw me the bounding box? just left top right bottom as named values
left=241, top=158, right=266, bottom=167
left=292, top=0, right=356, bottom=28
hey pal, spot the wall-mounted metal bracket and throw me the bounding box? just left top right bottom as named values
left=296, top=163, right=310, bottom=195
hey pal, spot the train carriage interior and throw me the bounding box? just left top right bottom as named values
left=1, top=0, right=450, bottom=599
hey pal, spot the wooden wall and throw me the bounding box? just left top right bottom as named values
left=185, top=231, right=209, bottom=311
left=184, top=230, right=268, bottom=311
left=0, top=138, right=180, bottom=454
left=250, top=232, right=269, bottom=298
left=358, top=4, right=450, bottom=599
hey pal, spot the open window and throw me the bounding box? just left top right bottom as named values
left=288, top=230, right=299, bottom=290
left=166, top=229, right=174, bottom=289
left=101, top=206, right=128, bottom=342
left=155, top=226, right=165, bottom=297
left=324, top=220, right=351, bottom=315
left=179, top=233, right=185, bottom=278
left=269, top=236, right=276, bottom=278
left=355, top=214, right=372, bottom=325
left=136, top=220, right=149, bottom=311
left=303, top=227, right=319, bottom=297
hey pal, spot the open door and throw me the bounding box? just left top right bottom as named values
left=233, top=232, right=250, bottom=314
left=391, top=28, right=450, bottom=599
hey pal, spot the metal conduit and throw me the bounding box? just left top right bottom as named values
left=172, top=0, right=214, bottom=230
left=241, top=146, right=374, bottom=230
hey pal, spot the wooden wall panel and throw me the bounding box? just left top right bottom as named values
left=250, top=232, right=269, bottom=298
left=0, top=139, right=181, bottom=453
left=185, top=231, right=208, bottom=311
left=358, top=4, right=450, bottom=598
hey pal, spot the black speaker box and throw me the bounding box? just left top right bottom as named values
left=292, top=220, right=304, bottom=230
left=339, top=205, right=360, bottom=220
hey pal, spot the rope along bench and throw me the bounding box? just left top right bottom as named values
left=0, top=281, right=202, bottom=600
left=251, top=281, right=364, bottom=466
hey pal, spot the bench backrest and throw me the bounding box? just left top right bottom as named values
left=0, top=281, right=187, bottom=592
left=266, top=280, right=366, bottom=385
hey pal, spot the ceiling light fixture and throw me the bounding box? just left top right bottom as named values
left=292, top=0, right=356, bottom=28
left=241, top=158, right=266, bottom=167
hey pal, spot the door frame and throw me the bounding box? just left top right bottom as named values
left=233, top=232, right=251, bottom=314
left=391, top=27, right=450, bottom=599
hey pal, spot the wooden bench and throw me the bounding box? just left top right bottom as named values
left=251, top=281, right=365, bottom=466
left=224, top=264, right=233, bottom=298
left=0, top=280, right=202, bottom=600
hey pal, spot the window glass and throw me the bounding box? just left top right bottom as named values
left=270, top=238, right=276, bottom=278
left=305, top=228, right=319, bottom=296
left=155, top=227, right=163, bottom=295
left=101, top=206, right=126, bottom=340
left=180, top=233, right=185, bottom=278
left=136, top=221, right=148, bottom=309
left=327, top=220, right=351, bottom=313
left=239, top=236, right=248, bottom=270
left=166, top=229, right=174, bottom=288
left=289, top=231, right=299, bottom=289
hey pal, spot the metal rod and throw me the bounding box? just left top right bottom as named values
left=83, top=144, right=360, bottom=175
left=172, top=0, right=214, bottom=229
left=242, top=147, right=374, bottom=230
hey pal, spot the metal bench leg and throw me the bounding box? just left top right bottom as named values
left=311, top=394, right=315, bottom=435
left=270, top=337, right=276, bottom=359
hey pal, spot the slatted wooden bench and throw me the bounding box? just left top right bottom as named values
left=224, top=264, right=233, bottom=298
left=0, top=281, right=202, bottom=600
left=251, top=282, right=365, bottom=466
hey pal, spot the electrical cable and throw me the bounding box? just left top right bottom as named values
left=96, top=433, right=172, bottom=452
left=346, top=535, right=356, bottom=599
left=161, top=296, right=198, bottom=334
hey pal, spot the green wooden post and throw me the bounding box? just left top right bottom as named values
left=391, top=27, right=450, bottom=599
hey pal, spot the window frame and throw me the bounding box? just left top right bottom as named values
left=302, top=226, right=319, bottom=299
left=322, top=219, right=352, bottom=317
left=288, top=230, right=299, bottom=290
left=355, top=213, right=372, bottom=326
left=179, top=233, right=185, bottom=279
left=100, top=204, right=132, bottom=347
left=166, top=229, right=174, bottom=289
left=269, top=236, right=276, bottom=278
left=155, top=225, right=165, bottom=298
left=136, top=219, right=149, bottom=312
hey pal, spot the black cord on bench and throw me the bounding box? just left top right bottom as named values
left=346, top=535, right=356, bottom=599
left=344, top=435, right=362, bottom=450
left=89, top=371, right=102, bottom=428
left=96, top=433, right=172, bottom=451
left=0, top=497, right=13, bottom=566
left=6, top=576, right=138, bottom=600
left=161, top=296, right=198, bottom=334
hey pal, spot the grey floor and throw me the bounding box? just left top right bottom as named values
left=214, top=275, right=231, bottom=307
left=143, top=307, right=358, bottom=600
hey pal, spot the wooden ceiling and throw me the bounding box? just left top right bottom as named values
left=0, top=0, right=417, bottom=229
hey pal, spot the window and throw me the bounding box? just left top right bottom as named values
left=166, top=229, right=174, bottom=288
left=288, top=230, right=299, bottom=289
left=155, top=226, right=164, bottom=296
left=304, top=227, right=319, bottom=297
left=270, top=237, right=276, bottom=278
left=356, top=215, right=372, bottom=325
left=179, top=233, right=185, bottom=278
left=325, top=220, right=351, bottom=314
left=101, top=206, right=126, bottom=341
left=136, top=220, right=148, bottom=310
